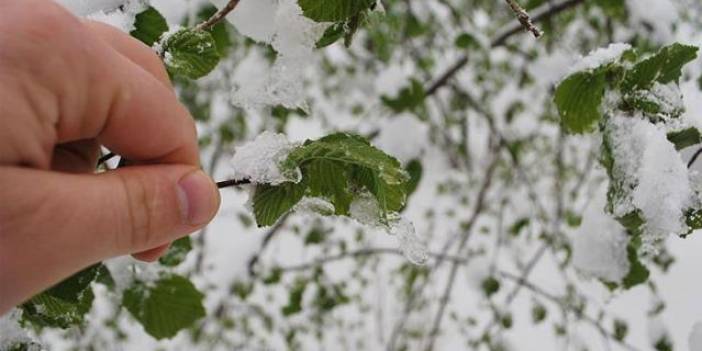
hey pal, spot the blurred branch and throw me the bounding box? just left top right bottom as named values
left=688, top=147, right=702, bottom=168
left=504, top=0, right=543, bottom=38
left=274, top=248, right=472, bottom=273
left=247, top=213, right=291, bottom=277
left=195, top=0, right=240, bottom=31
left=497, top=271, right=642, bottom=351
left=424, top=154, right=500, bottom=351
left=425, top=0, right=585, bottom=96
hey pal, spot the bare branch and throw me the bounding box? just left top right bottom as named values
left=425, top=0, right=585, bottom=96
left=195, top=0, right=240, bottom=31
left=504, top=0, right=543, bottom=38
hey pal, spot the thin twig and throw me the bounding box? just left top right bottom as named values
left=425, top=0, right=585, bottom=96
left=688, top=147, right=702, bottom=168
left=424, top=154, right=500, bottom=351
left=216, top=178, right=251, bottom=188
left=247, top=213, right=291, bottom=277
left=97, top=152, right=116, bottom=167
left=195, top=0, right=240, bottom=31
left=504, top=0, right=543, bottom=38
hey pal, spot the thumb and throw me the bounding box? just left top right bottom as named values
left=0, top=165, right=219, bottom=309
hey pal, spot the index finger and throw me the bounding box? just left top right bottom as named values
left=1, top=1, right=200, bottom=166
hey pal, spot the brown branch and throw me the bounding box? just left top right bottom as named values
left=688, top=147, right=702, bottom=168
left=195, top=0, right=241, bottom=31
left=504, top=0, right=543, bottom=38
left=425, top=0, right=585, bottom=96
left=216, top=178, right=251, bottom=188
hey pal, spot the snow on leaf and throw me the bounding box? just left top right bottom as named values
left=159, top=28, right=220, bottom=80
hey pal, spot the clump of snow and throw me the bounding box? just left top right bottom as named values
left=213, top=0, right=326, bottom=108
left=632, top=117, right=692, bottom=251
left=569, top=43, right=631, bottom=73
left=229, top=131, right=301, bottom=185
left=54, top=0, right=126, bottom=16
left=605, top=114, right=693, bottom=253
left=689, top=321, right=702, bottom=351
left=349, top=193, right=428, bottom=264
left=629, top=82, right=685, bottom=118
left=84, top=0, right=146, bottom=33
left=572, top=188, right=630, bottom=283
left=374, top=114, right=428, bottom=163
left=0, top=309, right=34, bottom=350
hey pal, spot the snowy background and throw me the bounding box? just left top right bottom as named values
left=3, top=0, right=702, bottom=350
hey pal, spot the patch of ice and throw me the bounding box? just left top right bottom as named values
left=54, top=0, right=126, bottom=16
left=214, top=0, right=277, bottom=43
left=569, top=43, right=631, bottom=73
left=629, top=82, right=685, bottom=118
left=294, top=197, right=336, bottom=216
left=572, top=188, right=630, bottom=283
left=349, top=193, right=427, bottom=264
left=229, top=131, right=301, bottom=185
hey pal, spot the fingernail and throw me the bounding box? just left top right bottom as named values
left=177, top=170, right=219, bottom=225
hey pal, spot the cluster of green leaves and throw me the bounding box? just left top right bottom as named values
left=301, top=0, right=378, bottom=48
left=252, top=133, right=414, bottom=227
left=554, top=42, right=699, bottom=289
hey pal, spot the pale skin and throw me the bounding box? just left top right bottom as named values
left=0, top=1, right=221, bottom=313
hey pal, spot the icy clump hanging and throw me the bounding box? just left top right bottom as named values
left=606, top=114, right=693, bottom=253
left=0, top=309, right=34, bottom=350
left=349, top=192, right=428, bottom=264
left=690, top=321, right=702, bottom=351
left=212, top=0, right=326, bottom=108
left=568, top=43, right=631, bottom=73
left=229, top=131, right=301, bottom=185
left=572, top=188, right=630, bottom=283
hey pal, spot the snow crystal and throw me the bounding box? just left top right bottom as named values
left=606, top=115, right=693, bottom=253
left=349, top=193, right=427, bottom=264
left=572, top=188, right=630, bottom=283
left=0, top=309, right=33, bottom=350
left=690, top=321, right=702, bottom=351
left=569, top=43, right=631, bottom=73
left=229, top=131, right=301, bottom=185
left=213, top=0, right=326, bottom=108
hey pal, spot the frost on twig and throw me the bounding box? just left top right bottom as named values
left=504, top=0, right=543, bottom=38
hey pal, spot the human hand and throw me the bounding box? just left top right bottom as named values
left=0, top=1, right=220, bottom=313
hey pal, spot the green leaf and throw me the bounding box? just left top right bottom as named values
left=298, top=0, right=375, bottom=22
left=130, top=6, right=168, bottom=46
left=21, top=264, right=101, bottom=328
left=613, top=319, right=628, bottom=341
left=253, top=181, right=307, bottom=227
left=532, top=303, right=547, bottom=323
left=404, top=159, right=423, bottom=197
left=316, top=22, right=346, bottom=48
left=381, top=79, right=426, bottom=113
left=554, top=70, right=606, bottom=133
left=481, top=276, right=500, bottom=297
left=621, top=237, right=650, bottom=289
left=622, top=43, right=698, bottom=91
left=159, top=236, right=193, bottom=267
left=454, top=33, right=479, bottom=49
left=161, top=29, right=220, bottom=79
left=667, top=127, right=702, bottom=150
left=281, top=279, right=307, bottom=316
left=303, top=159, right=353, bottom=215
left=123, top=274, right=205, bottom=340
